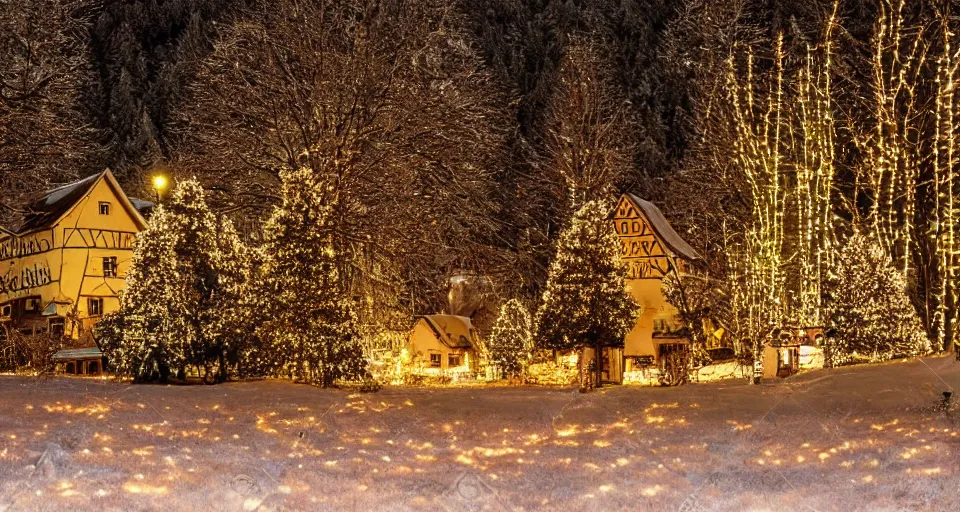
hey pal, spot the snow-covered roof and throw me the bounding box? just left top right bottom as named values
left=13, top=169, right=147, bottom=234
left=420, top=314, right=478, bottom=350
left=626, top=193, right=703, bottom=262
left=52, top=347, right=103, bottom=361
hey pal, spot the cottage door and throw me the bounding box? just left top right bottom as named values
left=601, top=347, right=624, bottom=384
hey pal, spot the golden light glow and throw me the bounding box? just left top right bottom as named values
left=123, top=482, right=168, bottom=495
left=642, top=485, right=662, bottom=497
left=152, top=175, right=168, bottom=192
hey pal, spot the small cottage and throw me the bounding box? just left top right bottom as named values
left=407, top=314, right=482, bottom=374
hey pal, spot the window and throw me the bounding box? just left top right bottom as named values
left=429, top=353, right=442, bottom=368
left=25, top=297, right=40, bottom=312
left=99, top=202, right=111, bottom=215
left=88, top=298, right=104, bottom=316
left=103, top=256, right=117, bottom=277
left=653, top=318, right=668, bottom=333
left=49, top=318, right=65, bottom=337
left=0, top=304, right=10, bottom=317
left=448, top=354, right=462, bottom=367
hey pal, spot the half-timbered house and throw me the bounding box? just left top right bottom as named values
left=0, top=170, right=148, bottom=372
left=599, top=193, right=703, bottom=384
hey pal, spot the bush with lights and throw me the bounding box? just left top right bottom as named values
left=824, top=232, right=931, bottom=364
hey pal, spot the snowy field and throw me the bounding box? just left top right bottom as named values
left=1, top=356, right=958, bottom=512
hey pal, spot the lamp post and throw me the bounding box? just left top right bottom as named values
left=152, top=175, right=168, bottom=203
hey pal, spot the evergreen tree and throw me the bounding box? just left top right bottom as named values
left=257, top=167, right=366, bottom=387
left=100, top=179, right=252, bottom=382
left=825, top=233, right=931, bottom=364
left=105, top=205, right=185, bottom=380
left=205, top=214, right=254, bottom=381
left=162, top=178, right=222, bottom=379
left=535, top=200, right=638, bottom=384
left=487, top=299, right=534, bottom=380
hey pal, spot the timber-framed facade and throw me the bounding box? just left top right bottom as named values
left=588, top=193, right=704, bottom=385
left=0, top=170, right=148, bottom=349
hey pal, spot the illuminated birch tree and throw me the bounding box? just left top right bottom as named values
left=930, top=12, right=960, bottom=353
left=723, top=38, right=788, bottom=355
left=858, top=0, right=926, bottom=275
left=792, top=5, right=839, bottom=328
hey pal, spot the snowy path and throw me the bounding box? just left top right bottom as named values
left=0, top=356, right=958, bottom=511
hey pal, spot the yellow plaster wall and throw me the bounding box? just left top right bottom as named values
left=407, top=320, right=472, bottom=371
left=622, top=278, right=682, bottom=357
left=0, top=174, right=142, bottom=337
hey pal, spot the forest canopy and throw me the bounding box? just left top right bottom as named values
left=2, top=0, right=957, bottom=354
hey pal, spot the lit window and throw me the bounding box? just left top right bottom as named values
left=429, top=353, right=441, bottom=368
left=653, top=318, right=668, bottom=333
left=25, top=298, right=40, bottom=312
left=448, top=354, right=462, bottom=367
left=88, top=298, right=104, bottom=316
left=99, top=202, right=111, bottom=215
left=103, top=256, right=118, bottom=277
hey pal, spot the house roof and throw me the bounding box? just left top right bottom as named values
left=419, top=314, right=477, bottom=350
left=13, top=169, right=147, bottom=234
left=626, top=193, right=703, bottom=261
left=52, top=347, right=103, bottom=361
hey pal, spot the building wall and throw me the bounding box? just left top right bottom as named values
left=613, top=196, right=684, bottom=360
left=407, top=320, right=473, bottom=372
left=0, top=176, right=142, bottom=338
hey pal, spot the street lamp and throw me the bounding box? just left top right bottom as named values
left=152, top=175, right=168, bottom=202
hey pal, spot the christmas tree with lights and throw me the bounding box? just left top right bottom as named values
left=256, top=167, right=365, bottom=386
left=535, top=200, right=638, bottom=385
left=825, top=232, right=930, bottom=364
left=487, top=299, right=534, bottom=380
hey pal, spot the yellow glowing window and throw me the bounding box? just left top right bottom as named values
left=429, top=353, right=441, bottom=368
left=88, top=297, right=104, bottom=316
left=103, top=256, right=118, bottom=277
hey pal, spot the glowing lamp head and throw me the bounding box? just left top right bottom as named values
left=152, top=175, right=168, bottom=192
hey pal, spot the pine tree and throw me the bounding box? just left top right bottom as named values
left=257, top=167, right=366, bottom=387
left=106, top=205, right=185, bottom=380
left=487, top=299, right=534, bottom=380
left=205, top=214, right=253, bottom=381
left=101, top=180, right=251, bottom=382
left=825, top=233, right=931, bottom=364
left=535, top=200, right=638, bottom=385
left=162, top=178, right=223, bottom=380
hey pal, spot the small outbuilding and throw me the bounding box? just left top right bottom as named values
left=53, top=347, right=106, bottom=375
left=407, top=315, right=481, bottom=374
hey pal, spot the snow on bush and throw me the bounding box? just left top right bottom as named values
left=825, top=232, right=931, bottom=364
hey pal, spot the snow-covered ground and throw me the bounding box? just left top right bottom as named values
left=1, top=356, right=958, bottom=512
